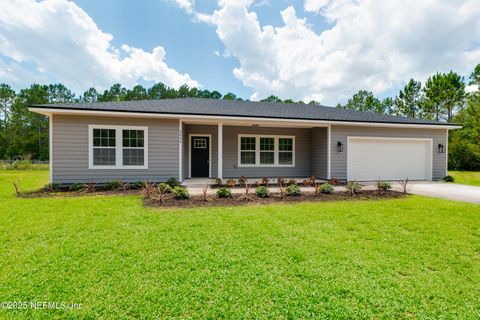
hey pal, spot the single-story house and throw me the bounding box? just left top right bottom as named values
left=29, top=98, right=460, bottom=184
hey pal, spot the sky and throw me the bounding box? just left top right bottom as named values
left=0, top=0, right=479, bottom=105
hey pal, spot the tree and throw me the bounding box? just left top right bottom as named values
left=48, top=83, right=75, bottom=103
left=125, top=85, right=147, bottom=101
left=448, top=92, right=480, bottom=170
left=470, top=63, right=480, bottom=85
left=381, top=97, right=396, bottom=115
left=222, top=92, right=237, bottom=100
left=81, top=88, right=99, bottom=103
left=338, top=90, right=384, bottom=113
left=261, top=95, right=282, bottom=103
left=177, top=84, right=197, bottom=98
left=395, top=79, right=423, bottom=118
left=423, top=71, right=465, bottom=122
left=0, top=84, right=16, bottom=158
left=148, top=83, right=167, bottom=100
left=99, top=83, right=127, bottom=102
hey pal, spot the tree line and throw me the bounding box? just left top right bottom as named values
left=0, top=64, right=479, bottom=170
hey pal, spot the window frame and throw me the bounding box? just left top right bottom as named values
left=88, top=125, right=148, bottom=169
left=238, top=134, right=295, bottom=167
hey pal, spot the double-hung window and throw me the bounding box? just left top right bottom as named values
left=239, top=135, right=294, bottom=167
left=89, top=125, right=148, bottom=169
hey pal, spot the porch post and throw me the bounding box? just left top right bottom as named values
left=327, top=124, right=331, bottom=180
left=178, top=119, right=183, bottom=181
left=218, top=122, right=223, bottom=179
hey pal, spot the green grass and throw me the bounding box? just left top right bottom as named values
left=449, top=171, right=480, bottom=186
left=1, top=170, right=479, bottom=319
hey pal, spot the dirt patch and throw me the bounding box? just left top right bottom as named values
left=144, top=190, right=406, bottom=208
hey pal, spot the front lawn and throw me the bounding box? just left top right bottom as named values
left=1, top=170, right=479, bottom=319
left=449, top=171, right=480, bottom=186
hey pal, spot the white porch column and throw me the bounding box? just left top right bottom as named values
left=218, top=122, right=223, bottom=179
left=178, top=119, right=183, bottom=181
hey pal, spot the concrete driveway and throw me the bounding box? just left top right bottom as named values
left=392, top=181, right=480, bottom=204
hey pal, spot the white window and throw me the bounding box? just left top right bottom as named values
left=89, top=125, right=148, bottom=169
left=238, top=135, right=295, bottom=167
left=193, top=138, right=207, bottom=149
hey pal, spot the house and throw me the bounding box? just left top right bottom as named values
left=29, top=98, right=460, bottom=184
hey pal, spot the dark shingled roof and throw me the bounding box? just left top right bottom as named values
left=30, top=98, right=457, bottom=126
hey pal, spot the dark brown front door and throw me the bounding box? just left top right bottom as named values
left=191, top=136, right=209, bottom=177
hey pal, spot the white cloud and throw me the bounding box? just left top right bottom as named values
left=174, top=0, right=194, bottom=14
left=190, top=0, right=480, bottom=104
left=0, top=0, right=198, bottom=93
left=466, top=84, right=478, bottom=93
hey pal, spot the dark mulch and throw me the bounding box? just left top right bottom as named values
left=17, top=189, right=140, bottom=198
left=144, top=190, right=407, bottom=208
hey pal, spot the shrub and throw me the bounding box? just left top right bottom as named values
left=376, top=180, right=392, bottom=191
left=173, top=186, right=189, bottom=200
left=261, top=177, right=270, bottom=185
left=398, top=178, right=409, bottom=194
left=217, top=186, right=232, bottom=198
left=85, top=182, right=96, bottom=193
left=238, top=176, right=247, bottom=186
left=302, top=179, right=309, bottom=187
left=255, top=186, right=269, bottom=198
left=69, top=183, right=86, bottom=192
left=443, top=175, right=455, bottom=183
left=319, top=182, right=334, bottom=194
left=104, top=180, right=121, bottom=191
left=286, top=184, right=301, bottom=196
left=141, top=181, right=155, bottom=198
left=226, top=179, right=236, bottom=188
left=214, top=178, right=223, bottom=186
left=328, top=178, right=339, bottom=185
left=345, top=181, right=361, bottom=195
left=166, top=177, right=180, bottom=188
left=277, top=177, right=285, bottom=187
left=309, top=176, right=317, bottom=186
left=44, top=183, right=61, bottom=192
left=131, top=181, right=145, bottom=189
left=287, top=179, right=297, bottom=186
left=158, top=183, right=172, bottom=193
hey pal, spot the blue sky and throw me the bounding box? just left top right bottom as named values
left=0, top=0, right=479, bottom=104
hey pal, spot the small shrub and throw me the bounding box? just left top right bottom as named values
left=45, top=183, right=61, bottom=192
left=277, top=177, right=285, bottom=187
left=255, top=186, right=269, bottom=198
left=345, top=181, right=361, bottom=195
left=287, top=179, right=297, bottom=186
left=398, top=178, right=409, bottom=194
left=261, top=177, right=270, bottom=186
left=376, top=180, right=392, bottom=192
left=238, top=176, right=247, bottom=186
left=166, top=177, right=180, bottom=188
left=226, top=179, right=236, bottom=188
left=158, top=183, right=172, bottom=193
left=86, top=182, right=96, bottom=193
left=286, top=184, right=301, bottom=196
left=142, top=181, right=155, bottom=198
left=302, top=179, right=309, bottom=187
left=443, top=175, right=455, bottom=183
left=116, top=179, right=129, bottom=191
left=202, top=185, right=209, bottom=202
left=217, top=186, right=232, bottom=198
left=69, top=183, right=86, bottom=192
left=173, top=186, right=189, bottom=200
left=104, top=180, right=121, bottom=191
left=309, top=176, right=317, bottom=186
left=328, top=178, right=339, bottom=185
left=131, top=181, right=145, bottom=189
left=319, top=182, right=334, bottom=194
left=214, top=178, right=223, bottom=186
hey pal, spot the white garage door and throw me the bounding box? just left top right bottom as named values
left=347, top=137, right=432, bottom=181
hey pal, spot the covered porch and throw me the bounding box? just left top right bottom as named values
left=179, top=119, right=331, bottom=182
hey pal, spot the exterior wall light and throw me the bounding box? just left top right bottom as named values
left=438, top=143, right=445, bottom=153
left=337, top=141, right=343, bottom=152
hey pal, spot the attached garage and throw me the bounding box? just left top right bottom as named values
left=347, top=137, right=433, bottom=181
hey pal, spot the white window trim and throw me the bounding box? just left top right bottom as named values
left=237, top=134, right=295, bottom=167
left=88, top=125, right=148, bottom=169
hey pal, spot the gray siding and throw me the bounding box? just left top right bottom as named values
left=311, top=127, right=328, bottom=179
left=222, top=126, right=311, bottom=178
left=52, top=115, right=179, bottom=184
left=183, top=124, right=218, bottom=178
left=330, top=125, right=447, bottom=180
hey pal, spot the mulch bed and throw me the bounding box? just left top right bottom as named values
left=144, top=190, right=406, bottom=208
left=17, top=190, right=140, bottom=198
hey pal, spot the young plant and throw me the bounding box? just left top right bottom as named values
left=287, top=179, right=297, bottom=186
left=328, top=178, right=339, bottom=185
left=214, top=178, right=223, bottom=186
left=255, top=186, right=269, bottom=198
left=443, top=175, right=455, bottom=183
left=309, top=176, right=317, bottom=186
left=158, top=183, right=173, bottom=194
left=286, top=184, right=301, bottom=196
left=226, top=179, right=236, bottom=188
left=238, top=176, right=247, bottom=186
left=314, top=183, right=321, bottom=196
left=141, top=180, right=155, bottom=198
left=261, top=177, right=270, bottom=186
left=216, top=186, right=232, bottom=198
left=345, top=181, right=361, bottom=195
left=157, top=184, right=169, bottom=206
left=116, top=179, right=129, bottom=191
left=243, top=183, right=253, bottom=202
left=45, top=183, right=61, bottom=192
left=398, top=178, right=409, bottom=194
left=104, top=180, right=121, bottom=191
left=166, top=177, right=180, bottom=188
left=85, top=182, right=96, bottom=193
left=277, top=177, right=285, bottom=187
left=319, top=182, right=334, bottom=194
left=302, top=179, right=310, bottom=187
left=202, top=185, right=209, bottom=202
left=173, top=186, right=189, bottom=200
left=376, top=180, right=392, bottom=192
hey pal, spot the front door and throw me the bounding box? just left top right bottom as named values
left=191, top=136, right=210, bottom=177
